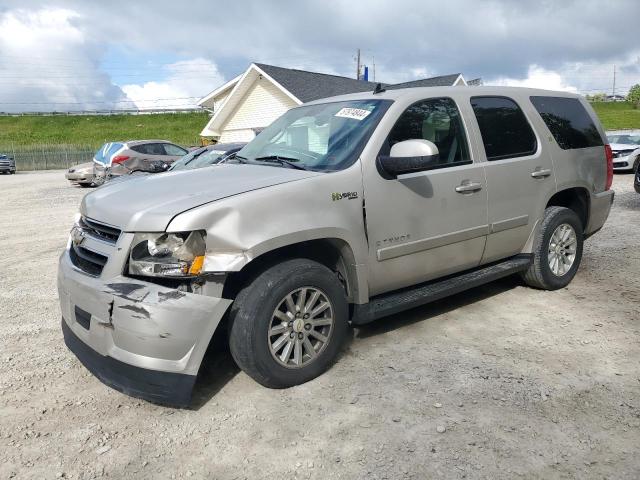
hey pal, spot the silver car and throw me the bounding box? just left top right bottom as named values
left=0, top=154, right=15, bottom=174
left=58, top=86, right=614, bottom=406
left=65, top=162, right=95, bottom=187
left=606, top=130, right=640, bottom=172
left=92, top=140, right=188, bottom=184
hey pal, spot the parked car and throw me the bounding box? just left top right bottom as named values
left=92, top=140, right=188, bottom=184
left=59, top=86, right=614, bottom=406
left=101, top=143, right=247, bottom=186
left=606, top=130, right=640, bottom=172
left=65, top=162, right=95, bottom=187
left=168, top=143, right=246, bottom=171
left=0, top=154, right=16, bottom=174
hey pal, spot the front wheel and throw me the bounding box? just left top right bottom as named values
left=521, top=206, right=584, bottom=290
left=228, top=259, right=348, bottom=388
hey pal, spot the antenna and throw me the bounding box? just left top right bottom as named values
left=373, top=83, right=386, bottom=95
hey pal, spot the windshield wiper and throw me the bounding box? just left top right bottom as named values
left=230, top=153, right=248, bottom=163
left=254, top=155, right=310, bottom=171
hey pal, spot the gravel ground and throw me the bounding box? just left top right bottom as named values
left=1, top=171, right=639, bottom=480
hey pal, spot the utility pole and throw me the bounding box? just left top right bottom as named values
left=356, top=48, right=361, bottom=80
left=612, top=64, right=616, bottom=100
left=372, top=56, right=376, bottom=82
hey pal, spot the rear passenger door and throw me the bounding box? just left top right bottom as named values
left=469, top=96, right=556, bottom=263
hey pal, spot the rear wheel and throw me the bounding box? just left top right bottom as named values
left=228, top=258, right=348, bottom=388
left=521, top=206, right=584, bottom=290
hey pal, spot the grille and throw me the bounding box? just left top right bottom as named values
left=80, top=217, right=121, bottom=244
left=69, top=243, right=108, bottom=276
left=613, top=150, right=634, bottom=158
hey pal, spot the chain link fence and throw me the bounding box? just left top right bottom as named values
left=0, top=143, right=97, bottom=171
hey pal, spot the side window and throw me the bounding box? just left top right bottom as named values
left=530, top=96, right=603, bottom=149
left=385, top=97, right=471, bottom=167
left=144, top=143, right=167, bottom=155
left=130, top=145, right=148, bottom=154
left=471, top=96, right=537, bottom=161
left=163, top=144, right=188, bottom=156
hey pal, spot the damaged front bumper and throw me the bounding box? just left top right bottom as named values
left=58, top=249, right=232, bottom=407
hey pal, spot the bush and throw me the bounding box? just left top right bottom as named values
left=627, top=84, right=640, bottom=108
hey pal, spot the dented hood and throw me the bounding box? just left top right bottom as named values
left=81, top=164, right=321, bottom=231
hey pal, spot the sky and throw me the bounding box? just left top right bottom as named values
left=0, top=0, right=639, bottom=112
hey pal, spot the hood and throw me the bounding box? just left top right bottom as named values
left=81, top=164, right=321, bottom=231
left=610, top=143, right=640, bottom=152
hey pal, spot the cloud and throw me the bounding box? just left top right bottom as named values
left=121, top=59, right=225, bottom=109
left=1, top=0, right=639, bottom=113
left=489, top=65, right=579, bottom=92
left=0, top=7, right=128, bottom=112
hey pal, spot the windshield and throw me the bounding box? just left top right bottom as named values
left=236, top=99, right=392, bottom=172
left=607, top=134, right=640, bottom=146
left=171, top=148, right=228, bottom=171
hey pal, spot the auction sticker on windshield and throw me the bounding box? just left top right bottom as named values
left=335, top=108, right=372, bottom=121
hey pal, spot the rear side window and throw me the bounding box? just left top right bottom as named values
left=530, top=96, right=603, bottom=149
left=144, top=143, right=166, bottom=155
left=130, top=145, right=148, bottom=154
left=471, top=96, right=537, bottom=161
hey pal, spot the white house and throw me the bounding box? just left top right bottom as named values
left=198, top=63, right=468, bottom=143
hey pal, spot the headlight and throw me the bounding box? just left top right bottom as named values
left=128, top=231, right=206, bottom=278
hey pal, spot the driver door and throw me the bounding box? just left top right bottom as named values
left=361, top=97, right=488, bottom=296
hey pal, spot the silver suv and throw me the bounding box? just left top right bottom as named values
left=58, top=86, right=614, bottom=406
left=93, top=140, right=188, bottom=184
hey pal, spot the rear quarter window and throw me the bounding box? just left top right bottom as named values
left=530, top=96, right=603, bottom=149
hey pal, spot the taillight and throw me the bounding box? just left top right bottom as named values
left=111, top=155, right=130, bottom=165
left=604, top=144, right=613, bottom=191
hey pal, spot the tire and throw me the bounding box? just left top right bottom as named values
left=79, top=183, right=92, bottom=188
left=521, top=206, right=584, bottom=290
left=228, top=258, right=349, bottom=388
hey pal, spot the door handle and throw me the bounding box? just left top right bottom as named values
left=531, top=168, right=552, bottom=179
left=455, top=181, right=483, bottom=193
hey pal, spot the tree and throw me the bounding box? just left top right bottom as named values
left=586, top=93, right=607, bottom=102
left=627, top=84, right=640, bottom=107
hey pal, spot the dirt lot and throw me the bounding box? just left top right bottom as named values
left=0, top=171, right=639, bottom=480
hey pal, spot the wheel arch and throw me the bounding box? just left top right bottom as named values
left=545, top=186, right=590, bottom=232
left=221, top=237, right=365, bottom=305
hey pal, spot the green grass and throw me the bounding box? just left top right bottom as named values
left=0, top=103, right=637, bottom=152
left=590, top=102, right=640, bottom=130
left=0, top=111, right=209, bottom=148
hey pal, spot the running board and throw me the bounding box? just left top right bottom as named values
left=351, top=254, right=532, bottom=325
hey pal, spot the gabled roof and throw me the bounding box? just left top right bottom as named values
left=254, top=63, right=379, bottom=103
left=198, top=63, right=468, bottom=137
left=386, top=73, right=465, bottom=90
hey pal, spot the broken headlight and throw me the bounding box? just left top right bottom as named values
left=129, top=231, right=206, bottom=278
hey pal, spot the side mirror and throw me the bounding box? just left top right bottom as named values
left=378, top=139, right=440, bottom=178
